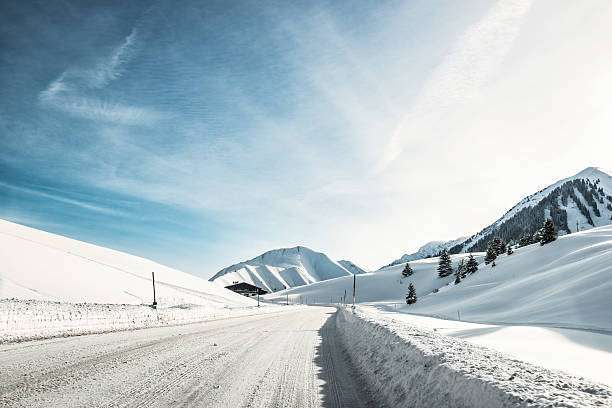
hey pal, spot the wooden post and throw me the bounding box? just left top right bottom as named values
left=352, top=274, right=356, bottom=309
left=151, top=272, right=157, bottom=309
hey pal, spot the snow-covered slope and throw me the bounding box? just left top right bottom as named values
left=406, top=225, right=612, bottom=330
left=0, top=219, right=253, bottom=308
left=382, top=237, right=468, bottom=269
left=265, top=252, right=480, bottom=304
left=338, top=260, right=367, bottom=274
left=210, top=246, right=353, bottom=293
left=268, top=225, right=612, bottom=331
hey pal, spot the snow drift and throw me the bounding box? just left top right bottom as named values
left=210, top=246, right=353, bottom=293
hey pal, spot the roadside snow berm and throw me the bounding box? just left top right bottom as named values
left=336, top=307, right=612, bottom=408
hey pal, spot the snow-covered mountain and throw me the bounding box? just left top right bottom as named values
left=382, top=167, right=612, bottom=267
left=210, top=246, right=353, bottom=293
left=382, top=237, right=468, bottom=269
left=0, top=219, right=253, bottom=308
left=450, top=166, right=612, bottom=253
left=338, top=260, right=367, bottom=274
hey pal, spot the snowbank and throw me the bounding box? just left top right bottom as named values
left=337, top=307, right=612, bottom=408
left=0, top=299, right=301, bottom=343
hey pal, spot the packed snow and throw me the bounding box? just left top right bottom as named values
left=210, top=246, right=354, bottom=293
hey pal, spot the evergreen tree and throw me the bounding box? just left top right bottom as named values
left=406, top=283, right=417, bottom=304
left=507, top=245, right=513, bottom=255
left=484, top=241, right=497, bottom=265
left=457, top=258, right=467, bottom=279
left=401, top=263, right=413, bottom=278
left=437, top=249, right=453, bottom=278
left=491, top=261, right=496, bottom=267
left=518, top=233, right=533, bottom=247
left=466, top=254, right=479, bottom=274
left=454, top=266, right=462, bottom=284
left=540, top=218, right=558, bottom=245
left=533, top=228, right=543, bottom=244
left=494, top=237, right=507, bottom=255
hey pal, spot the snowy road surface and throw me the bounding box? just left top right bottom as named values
left=0, top=307, right=376, bottom=408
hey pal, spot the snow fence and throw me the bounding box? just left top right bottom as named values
left=337, top=307, right=612, bottom=408
left=0, top=299, right=300, bottom=343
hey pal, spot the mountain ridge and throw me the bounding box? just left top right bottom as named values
left=381, top=167, right=612, bottom=269
left=209, top=246, right=354, bottom=293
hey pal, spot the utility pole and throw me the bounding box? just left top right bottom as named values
left=151, top=272, right=157, bottom=309
left=257, top=291, right=260, bottom=307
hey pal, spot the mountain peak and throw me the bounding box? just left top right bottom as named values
left=210, top=246, right=352, bottom=293
left=574, top=167, right=612, bottom=179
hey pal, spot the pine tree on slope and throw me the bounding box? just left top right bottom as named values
left=457, top=258, right=468, bottom=279
left=454, top=266, right=462, bottom=284
left=402, top=263, right=413, bottom=278
left=518, top=233, right=533, bottom=247
left=406, top=283, right=417, bottom=304
left=540, top=218, right=558, bottom=245
left=437, top=249, right=453, bottom=278
left=466, top=254, right=479, bottom=274
left=484, top=241, right=497, bottom=265
left=492, top=237, right=506, bottom=255
left=507, top=245, right=513, bottom=255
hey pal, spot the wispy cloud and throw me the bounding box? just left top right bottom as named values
left=0, top=181, right=129, bottom=217
left=377, top=0, right=534, bottom=171
left=38, top=28, right=161, bottom=125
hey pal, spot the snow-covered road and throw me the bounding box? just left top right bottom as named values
left=0, top=307, right=375, bottom=408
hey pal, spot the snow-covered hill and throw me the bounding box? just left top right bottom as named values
left=269, top=225, right=612, bottom=331
left=338, top=260, right=367, bottom=274
left=210, top=246, right=353, bottom=293
left=0, top=219, right=253, bottom=308
left=383, top=167, right=612, bottom=267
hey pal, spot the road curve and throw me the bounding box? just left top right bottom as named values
left=0, top=306, right=377, bottom=407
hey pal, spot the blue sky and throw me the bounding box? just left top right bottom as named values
left=2, top=0, right=612, bottom=277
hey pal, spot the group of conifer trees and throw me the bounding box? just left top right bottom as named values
left=402, top=263, right=417, bottom=304
left=403, top=218, right=559, bottom=305
left=518, top=218, right=558, bottom=248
